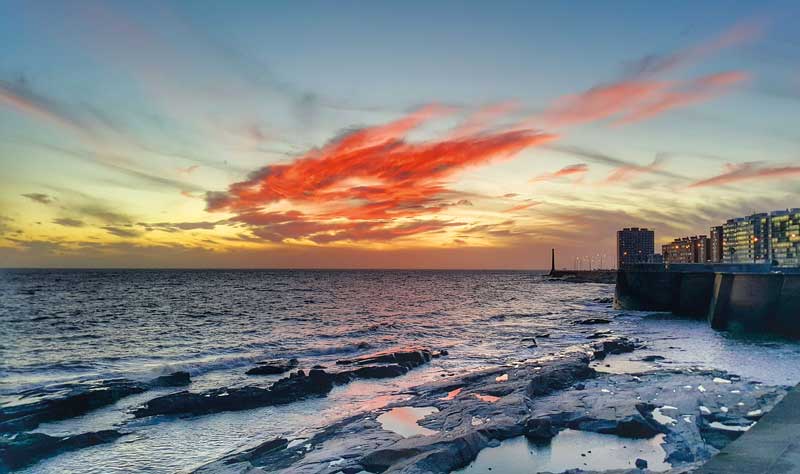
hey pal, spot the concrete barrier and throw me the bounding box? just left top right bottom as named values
left=775, top=274, right=800, bottom=338
left=674, top=272, right=717, bottom=316
left=717, top=273, right=784, bottom=333
left=615, top=268, right=680, bottom=311
left=618, top=265, right=800, bottom=337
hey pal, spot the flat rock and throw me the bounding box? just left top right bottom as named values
left=137, top=351, right=436, bottom=419
left=246, top=358, right=299, bottom=375
left=336, top=348, right=433, bottom=368
left=576, top=318, right=612, bottom=325
left=134, top=369, right=333, bottom=418
left=0, top=429, right=123, bottom=470
left=0, top=372, right=191, bottom=433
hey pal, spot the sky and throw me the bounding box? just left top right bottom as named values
left=1, top=0, right=799, bottom=269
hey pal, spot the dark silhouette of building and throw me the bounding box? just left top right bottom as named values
left=616, top=228, right=654, bottom=268
left=709, top=226, right=723, bottom=263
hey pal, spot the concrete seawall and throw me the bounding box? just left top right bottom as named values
left=616, top=264, right=800, bottom=337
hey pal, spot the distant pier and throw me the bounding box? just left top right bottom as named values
left=616, top=263, right=800, bottom=337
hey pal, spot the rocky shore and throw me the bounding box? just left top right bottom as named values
left=189, top=337, right=787, bottom=474
left=1, top=336, right=790, bottom=473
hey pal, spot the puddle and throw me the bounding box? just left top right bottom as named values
left=454, top=429, right=671, bottom=474
left=376, top=406, right=439, bottom=437
left=440, top=388, right=462, bottom=401
left=474, top=394, right=500, bottom=403
left=591, top=356, right=654, bottom=374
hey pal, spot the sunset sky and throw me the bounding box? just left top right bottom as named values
left=1, top=0, right=799, bottom=268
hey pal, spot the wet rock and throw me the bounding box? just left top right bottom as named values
left=521, top=337, right=538, bottom=347
left=246, top=358, right=299, bottom=375
left=346, top=364, right=410, bottom=379
left=133, top=369, right=334, bottom=418
left=136, top=352, right=435, bottom=418
left=432, top=350, right=449, bottom=358
left=524, top=418, right=558, bottom=440
left=587, top=330, right=613, bottom=339
left=0, top=372, right=191, bottom=433
left=336, top=348, right=433, bottom=368
left=0, top=430, right=123, bottom=470
left=593, top=338, right=636, bottom=359
left=641, top=355, right=666, bottom=362
left=526, top=354, right=596, bottom=397
left=635, top=458, right=648, bottom=469
left=217, top=436, right=288, bottom=465
left=150, top=371, right=192, bottom=387
left=576, top=318, right=612, bottom=325
left=594, top=297, right=614, bottom=304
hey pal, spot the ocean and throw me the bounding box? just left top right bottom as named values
left=2, top=269, right=800, bottom=473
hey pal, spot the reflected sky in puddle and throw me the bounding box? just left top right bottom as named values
left=440, top=387, right=463, bottom=400
left=474, top=394, right=500, bottom=403
left=376, top=406, right=439, bottom=437
left=455, top=429, right=671, bottom=474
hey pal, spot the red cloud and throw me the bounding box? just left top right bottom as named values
left=209, top=105, right=556, bottom=243
left=530, top=163, right=589, bottom=183
left=688, top=162, right=800, bottom=188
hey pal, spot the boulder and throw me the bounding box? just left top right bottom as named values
left=0, top=430, right=123, bottom=470
left=526, top=355, right=596, bottom=397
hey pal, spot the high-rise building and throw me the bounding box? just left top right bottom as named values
left=617, top=227, right=654, bottom=268
left=662, top=235, right=710, bottom=264
left=769, top=209, right=800, bottom=267
left=709, top=225, right=723, bottom=263
left=722, top=213, right=770, bottom=264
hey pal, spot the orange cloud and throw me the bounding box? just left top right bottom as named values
left=209, top=105, right=556, bottom=243
left=530, top=163, right=588, bottom=183
left=689, top=162, right=800, bottom=188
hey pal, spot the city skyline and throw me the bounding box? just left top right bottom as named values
left=2, top=1, right=800, bottom=268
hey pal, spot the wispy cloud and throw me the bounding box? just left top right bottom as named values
left=604, top=155, right=668, bottom=183
left=530, top=163, right=588, bottom=183
left=21, top=193, right=56, bottom=204
left=0, top=78, right=92, bottom=137
left=502, top=201, right=540, bottom=213
left=539, top=21, right=762, bottom=128
left=53, top=218, right=86, bottom=228
left=689, top=162, right=800, bottom=188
